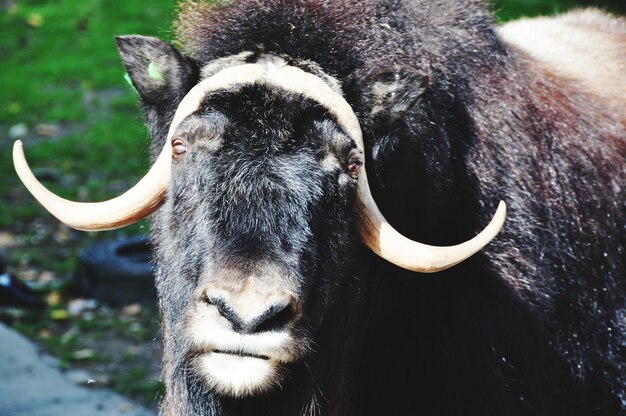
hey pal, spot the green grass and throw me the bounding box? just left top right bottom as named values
left=0, top=0, right=176, bottom=229
left=114, top=367, right=166, bottom=404
left=491, top=0, right=580, bottom=21
left=1, top=2, right=174, bottom=406
left=0, top=1, right=176, bottom=123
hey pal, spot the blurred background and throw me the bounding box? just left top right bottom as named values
left=0, top=0, right=623, bottom=411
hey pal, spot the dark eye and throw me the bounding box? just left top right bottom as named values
left=347, top=159, right=362, bottom=179
left=172, top=137, right=187, bottom=159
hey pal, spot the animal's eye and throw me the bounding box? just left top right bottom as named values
left=172, top=137, right=188, bottom=159
left=347, top=159, right=362, bottom=179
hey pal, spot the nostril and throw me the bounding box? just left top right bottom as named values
left=245, top=302, right=297, bottom=334
left=202, top=288, right=300, bottom=334
left=205, top=295, right=244, bottom=333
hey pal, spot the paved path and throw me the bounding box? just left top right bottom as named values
left=0, top=323, right=156, bottom=416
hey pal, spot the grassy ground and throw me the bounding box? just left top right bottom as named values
left=1, top=0, right=177, bottom=409
left=0, top=0, right=177, bottom=228
left=0, top=0, right=620, bottom=411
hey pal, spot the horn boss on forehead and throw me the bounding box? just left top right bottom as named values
left=13, top=62, right=505, bottom=272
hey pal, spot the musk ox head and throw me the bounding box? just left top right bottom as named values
left=13, top=36, right=505, bottom=397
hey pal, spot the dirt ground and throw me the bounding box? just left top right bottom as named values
left=0, top=222, right=164, bottom=411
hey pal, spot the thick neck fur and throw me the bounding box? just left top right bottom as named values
left=157, top=1, right=626, bottom=415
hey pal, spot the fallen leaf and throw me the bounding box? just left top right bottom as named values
left=50, top=309, right=69, bottom=320
left=0, top=232, right=17, bottom=248
left=121, top=303, right=142, bottom=317
left=35, top=123, right=61, bottom=137
left=37, top=271, right=56, bottom=285
left=67, top=298, right=98, bottom=316
left=26, top=13, right=44, bottom=28
left=72, top=348, right=96, bottom=360
left=46, top=291, right=61, bottom=306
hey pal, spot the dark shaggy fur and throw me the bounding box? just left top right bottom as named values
left=117, top=1, right=625, bottom=415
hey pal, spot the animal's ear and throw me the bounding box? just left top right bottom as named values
left=116, top=35, right=199, bottom=104
left=116, top=35, right=200, bottom=148
left=370, top=66, right=429, bottom=119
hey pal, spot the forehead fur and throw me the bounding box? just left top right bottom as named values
left=168, top=80, right=362, bottom=257
left=183, top=83, right=355, bottom=160
left=166, top=57, right=363, bottom=157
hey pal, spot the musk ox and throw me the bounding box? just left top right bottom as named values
left=13, top=1, right=625, bottom=415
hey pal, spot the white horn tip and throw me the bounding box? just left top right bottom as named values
left=13, top=140, right=26, bottom=170
left=13, top=140, right=24, bottom=157
left=411, top=200, right=507, bottom=273
left=13, top=140, right=31, bottom=185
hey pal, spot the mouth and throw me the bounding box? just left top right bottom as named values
left=194, top=349, right=283, bottom=397
left=187, top=304, right=304, bottom=397
left=212, top=349, right=271, bottom=360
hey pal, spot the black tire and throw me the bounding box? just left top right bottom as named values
left=73, top=235, right=156, bottom=305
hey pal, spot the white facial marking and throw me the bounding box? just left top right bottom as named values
left=187, top=300, right=302, bottom=397
left=195, top=352, right=282, bottom=398
left=321, top=153, right=340, bottom=172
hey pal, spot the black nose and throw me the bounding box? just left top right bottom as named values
left=205, top=293, right=298, bottom=334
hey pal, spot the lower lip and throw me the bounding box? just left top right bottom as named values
left=195, top=350, right=280, bottom=396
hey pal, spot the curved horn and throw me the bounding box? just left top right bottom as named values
left=14, top=60, right=505, bottom=271
left=250, top=65, right=507, bottom=273
left=13, top=140, right=170, bottom=231
left=12, top=63, right=235, bottom=232
left=11, top=65, right=278, bottom=232
left=357, top=172, right=506, bottom=272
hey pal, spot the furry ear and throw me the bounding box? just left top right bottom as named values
left=370, top=66, right=429, bottom=119
left=116, top=35, right=199, bottom=149
left=116, top=35, right=198, bottom=104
